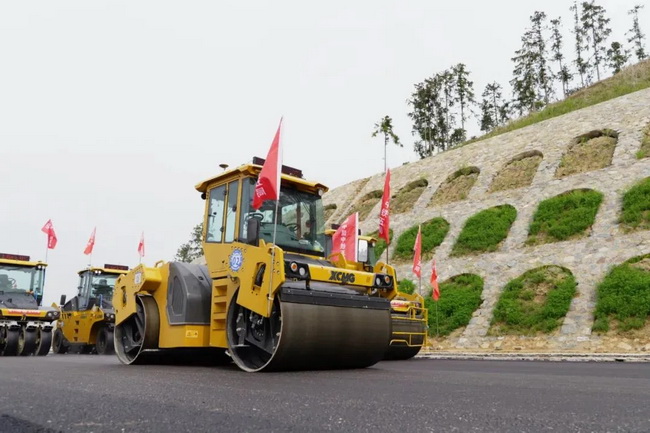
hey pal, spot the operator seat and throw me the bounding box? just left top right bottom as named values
left=0, top=274, right=11, bottom=290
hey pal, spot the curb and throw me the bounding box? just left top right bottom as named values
left=415, top=352, right=650, bottom=362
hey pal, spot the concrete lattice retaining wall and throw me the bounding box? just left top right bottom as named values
left=323, top=88, right=650, bottom=349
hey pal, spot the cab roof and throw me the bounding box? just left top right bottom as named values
left=195, top=163, right=329, bottom=195
left=77, top=266, right=128, bottom=276
left=0, top=258, right=47, bottom=268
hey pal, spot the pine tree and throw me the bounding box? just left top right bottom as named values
left=510, top=11, right=553, bottom=114
left=606, top=42, right=630, bottom=74
left=452, top=63, right=476, bottom=132
left=570, top=1, right=590, bottom=87
left=550, top=17, right=573, bottom=97
left=581, top=0, right=612, bottom=81
left=627, top=5, right=647, bottom=61
left=479, top=82, right=509, bottom=133
left=371, top=115, right=402, bottom=172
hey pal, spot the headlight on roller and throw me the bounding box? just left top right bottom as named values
left=373, top=273, right=393, bottom=289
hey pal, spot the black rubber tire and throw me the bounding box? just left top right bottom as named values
left=1, top=328, right=20, bottom=356
left=35, top=329, right=53, bottom=356
left=52, top=329, right=69, bottom=354
left=18, top=327, right=38, bottom=356
left=96, top=327, right=115, bottom=355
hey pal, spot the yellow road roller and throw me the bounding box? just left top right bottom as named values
left=53, top=264, right=129, bottom=355
left=113, top=159, right=405, bottom=372
left=0, top=253, right=59, bottom=356
left=329, top=233, right=428, bottom=360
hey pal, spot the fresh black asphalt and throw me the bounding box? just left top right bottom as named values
left=1, top=355, right=649, bottom=432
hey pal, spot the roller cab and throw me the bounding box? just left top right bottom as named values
left=52, top=264, right=128, bottom=355
left=114, top=160, right=395, bottom=372
left=0, top=253, right=57, bottom=356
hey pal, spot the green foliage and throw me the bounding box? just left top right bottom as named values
left=424, top=274, right=484, bottom=336
left=620, top=177, right=650, bottom=231
left=175, top=223, right=204, bottom=263
left=398, top=279, right=416, bottom=295
left=527, top=189, right=603, bottom=245
left=367, top=229, right=393, bottom=259
left=490, top=266, right=577, bottom=335
left=593, top=254, right=650, bottom=333
left=393, top=218, right=450, bottom=260
left=391, top=179, right=428, bottom=214
left=451, top=205, right=517, bottom=256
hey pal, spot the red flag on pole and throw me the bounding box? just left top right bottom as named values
left=378, top=169, right=391, bottom=244
left=137, top=232, right=145, bottom=258
left=84, top=227, right=96, bottom=255
left=412, top=225, right=422, bottom=278
left=252, top=119, right=283, bottom=210
left=331, top=213, right=359, bottom=262
left=41, top=219, right=58, bottom=249
left=431, top=260, right=440, bottom=301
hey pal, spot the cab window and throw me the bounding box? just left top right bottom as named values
left=206, top=185, right=226, bottom=243
left=224, top=180, right=239, bottom=243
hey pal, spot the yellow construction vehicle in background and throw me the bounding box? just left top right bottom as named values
left=52, top=264, right=129, bottom=355
left=325, top=232, right=428, bottom=360
left=0, top=253, right=59, bottom=356
left=114, top=158, right=407, bottom=372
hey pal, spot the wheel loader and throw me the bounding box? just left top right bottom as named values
left=52, top=264, right=129, bottom=355
left=113, top=159, right=406, bottom=372
left=0, top=253, right=59, bottom=356
left=324, top=231, right=428, bottom=360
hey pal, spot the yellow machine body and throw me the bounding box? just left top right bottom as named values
left=0, top=253, right=57, bottom=356
left=114, top=162, right=399, bottom=371
left=53, top=266, right=127, bottom=355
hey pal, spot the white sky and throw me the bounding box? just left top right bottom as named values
left=1, top=1, right=646, bottom=304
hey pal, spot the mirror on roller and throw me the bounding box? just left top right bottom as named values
left=246, top=218, right=260, bottom=246
left=358, top=239, right=369, bottom=263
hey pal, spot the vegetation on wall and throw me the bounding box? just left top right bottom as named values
left=324, top=203, right=337, bottom=221
left=391, top=179, right=428, bottom=214
left=430, top=167, right=480, bottom=206
left=593, top=254, right=650, bottom=333
left=555, top=129, right=618, bottom=178
left=489, top=266, right=577, bottom=335
left=347, top=190, right=383, bottom=221
left=527, top=189, right=603, bottom=245
left=451, top=205, right=517, bottom=256
left=398, top=279, right=416, bottom=295
left=489, top=151, right=543, bottom=192
left=423, top=274, right=484, bottom=336
left=620, top=177, right=650, bottom=232
left=393, top=218, right=450, bottom=260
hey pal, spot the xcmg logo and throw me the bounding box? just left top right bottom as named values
left=329, top=271, right=355, bottom=284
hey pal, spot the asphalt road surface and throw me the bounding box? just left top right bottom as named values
left=2, top=355, right=649, bottom=433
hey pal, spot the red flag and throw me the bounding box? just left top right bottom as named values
left=378, top=169, right=391, bottom=244
left=137, top=232, right=145, bottom=258
left=431, top=260, right=440, bottom=301
left=252, top=119, right=283, bottom=210
left=41, top=219, right=58, bottom=249
left=84, top=227, right=96, bottom=255
left=331, top=213, right=359, bottom=262
left=412, top=225, right=422, bottom=278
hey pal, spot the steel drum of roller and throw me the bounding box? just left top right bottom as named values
left=227, top=286, right=392, bottom=372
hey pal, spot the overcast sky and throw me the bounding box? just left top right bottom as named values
left=1, top=1, right=646, bottom=304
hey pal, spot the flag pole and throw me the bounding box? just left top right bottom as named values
left=268, top=198, right=280, bottom=316
left=435, top=300, right=440, bottom=337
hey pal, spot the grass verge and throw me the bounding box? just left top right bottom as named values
left=423, top=274, right=484, bottom=336
left=451, top=205, right=517, bottom=256
left=430, top=167, right=480, bottom=206
left=637, top=123, right=650, bottom=159
left=348, top=190, right=382, bottom=221
left=620, top=177, right=650, bottom=232
left=367, top=228, right=393, bottom=259
left=526, top=189, right=603, bottom=245
left=489, top=266, right=577, bottom=335
left=489, top=151, right=543, bottom=193
left=393, top=218, right=450, bottom=260
left=593, top=254, right=650, bottom=333
left=555, top=129, right=618, bottom=178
